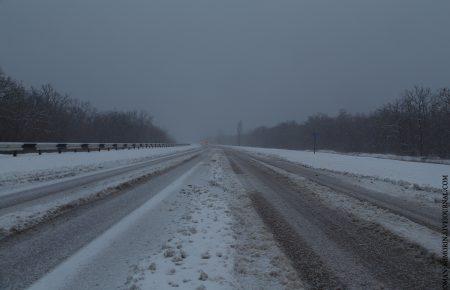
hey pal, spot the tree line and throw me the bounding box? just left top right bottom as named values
left=217, top=86, right=450, bottom=158
left=0, top=70, right=173, bottom=143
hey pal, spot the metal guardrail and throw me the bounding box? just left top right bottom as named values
left=0, top=142, right=189, bottom=156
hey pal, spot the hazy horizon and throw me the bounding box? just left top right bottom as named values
left=1, top=0, right=449, bottom=142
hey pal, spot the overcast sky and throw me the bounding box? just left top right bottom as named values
left=1, top=0, right=449, bottom=142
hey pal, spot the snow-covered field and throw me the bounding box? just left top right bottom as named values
left=314, top=149, right=450, bottom=165
left=234, top=146, right=450, bottom=189
left=0, top=145, right=199, bottom=193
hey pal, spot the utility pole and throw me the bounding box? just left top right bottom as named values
left=237, top=121, right=243, bottom=146
left=313, top=131, right=317, bottom=154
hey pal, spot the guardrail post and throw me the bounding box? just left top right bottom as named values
left=0, top=142, right=187, bottom=156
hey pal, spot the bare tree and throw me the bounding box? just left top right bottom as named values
left=224, top=86, right=449, bottom=158
left=237, top=120, right=243, bottom=146
left=0, top=70, right=173, bottom=143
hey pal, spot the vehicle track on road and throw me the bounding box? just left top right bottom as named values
left=226, top=149, right=442, bottom=289
left=0, top=148, right=201, bottom=211
left=241, top=150, right=441, bottom=232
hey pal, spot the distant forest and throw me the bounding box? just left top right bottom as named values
left=0, top=70, right=172, bottom=143
left=218, top=86, right=450, bottom=158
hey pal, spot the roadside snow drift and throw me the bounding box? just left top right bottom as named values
left=0, top=145, right=198, bottom=192
left=235, top=146, right=450, bottom=189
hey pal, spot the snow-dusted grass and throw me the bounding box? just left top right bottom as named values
left=235, top=146, right=450, bottom=189
left=0, top=145, right=198, bottom=190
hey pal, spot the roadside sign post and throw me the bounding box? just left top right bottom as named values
left=313, top=132, right=317, bottom=154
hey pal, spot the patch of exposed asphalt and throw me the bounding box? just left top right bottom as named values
left=0, top=153, right=200, bottom=240
left=248, top=190, right=342, bottom=289
left=228, top=159, right=243, bottom=174
left=218, top=151, right=305, bottom=289
left=228, top=150, right=442, bottom=289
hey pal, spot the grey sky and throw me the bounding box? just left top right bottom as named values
left=1, top=0, right=449, bottom=142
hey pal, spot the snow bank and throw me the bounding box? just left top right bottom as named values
left=0, top=145, right=198, bottom=189
left=0, top=145, right=197, bottom=174
left=316, top=150, right=450, bottom=165
left=235, top=146, right=450, bottom=189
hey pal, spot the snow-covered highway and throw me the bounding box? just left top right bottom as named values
left=0, top=146, right=447, bottom=289
left=0, top=148, right=201, bottom=209
left=225, top=148, right=444, bottom=289
left=1, top=152, right=206, bottom=289
left=0, top=146, right=202, bottom=238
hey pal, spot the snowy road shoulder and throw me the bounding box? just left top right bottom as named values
left=234, top=146, right=450, bottom=190
left=0, top=145, right=199, bottom=194
left=0, top=152, right=199, bottom=239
